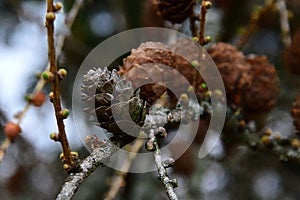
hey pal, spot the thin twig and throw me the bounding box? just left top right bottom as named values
left=239, top=128, right=300, bottom=164
left=225, top=112, right=300, bottom=165
left=199, top=0, right=208, bottom=46
left=104, top=137, right=144, bottom=200
left=56, top=0, right=84, bottom=58
left=148, top=129, right=178, bottom=200
left=189, top=11, right=199, bottom=37
left=46, top=0, right=72, bottom=164
left=0, top=0, right=85, bottom=164
left=276, top=0, right=291, bottom=47
left=56, top=141, right=119, bottom=200
left=236, top=0, right=276, bottom=50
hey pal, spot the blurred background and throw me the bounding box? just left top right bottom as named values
left=1, top=0, right=300, bottom=199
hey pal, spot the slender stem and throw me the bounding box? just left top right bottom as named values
left=236, top=0, right=275, bottom=50
left=0, top=138, right=12, bottom=163
left=46, top=0, right=72, bottom=164
left=56, top=142, right=119, bottom=200
left=276, top=0, right=291, bottom=47
left=189, top=11, right=198, bottom=37
left=199, top=1, right=208, bottom=46
left=0, top=0, right=85, bottom=164
left=149, top=130, right=178, bottom=200
left=104, top=138, right=144, bottom=200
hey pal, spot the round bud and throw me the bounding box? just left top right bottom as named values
left=274, top=133, right=282, bottom=141
left=204, top=1, right=212, bottom=9
left=201, top=83, right=207, bottom=89
left=187, top=85, right=194, bottom=93
left=204, top=36, right=212, bottom=44
left=49, top=91, right=54, bottom=103
left=205, top=90, right=211, bottom=97
left=4, top=122, right=21, bottom=139
left=58, top=68, right=67, bottom=80
left=71, top=151, right=79, bottom=159
left=59, top=153, right=65, bottom=160
left=54, top=2, right=63, bottom=11
left=291, top=138, right=300, bottom=149
left=46, top=12, right=56, bottom=22
left=50, top=132, right=60, bottom=141
left=192, top=37, right=199, bottom=42
left=261, top=135, right=271, bottom=144
left=30, top=92, right=46, bottom=107
left=264, top=128, right=272, bottom=136
left=191, top=60, right=199, bottom=68
left=179, top=93, right=189, bottom=106
left=60, top=109, right=70, bottom=119
left=42, top=71, right=53, bottom=81
left=63, top=163, right=71, bottom=171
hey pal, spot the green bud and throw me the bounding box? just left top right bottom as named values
left=60, top=109, right=70, bottom=119
left=46, top=12, right=56, bottom=22
left=71, top=151, right=79, bottom=158
left=192, top=37, right=199, bottom=42
left=204, top=1, right=212, bottom=9
left=42, top=71, right=53, bottom=81
left=204, top=36, right=212, bottom=44
left=50, top=132, right=60, bottom=141
left=201, top=83, right=207, bottom=89
left=54, top=2, right=63, bottom=11
left=187, top=86, right=194, bottom=93
left=63, top=163, right=71, bottom=170
left=191, top=60, right=199, bottom=68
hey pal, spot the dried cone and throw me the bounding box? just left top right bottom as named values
left=243, top=55, right=279, bottom=111
left=143, top=0, right=164, bottom=27
left=153, top=0, right=196, bottom=24
left=208, top=42, right=279, bottom=111
left=284, top=30, right=300, bottom=74
left=81, top=68, right=146, bottom=147
left=208, top=42, right=252, bottom=106
left=120, top=41, right=203, bottom=107
left=291, top=91, right=300, bottom=136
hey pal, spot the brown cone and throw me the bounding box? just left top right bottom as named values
left=207, top=42, right=252, bottom=106
left=120, top=41, right=204, bottom=107
left=153, top=0, right=196, bottom=24
left=243, top=55, right=279, bottom=111
left=208, top=42, right=279, bottom=111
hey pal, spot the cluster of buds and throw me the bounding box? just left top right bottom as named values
left=45, top=2, right=63, bottom=23
left=59, top=151, right=81, bottom=173
left=260, top=128, right=300, bottom=150
left=42, top=68, right=67, bottom=82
